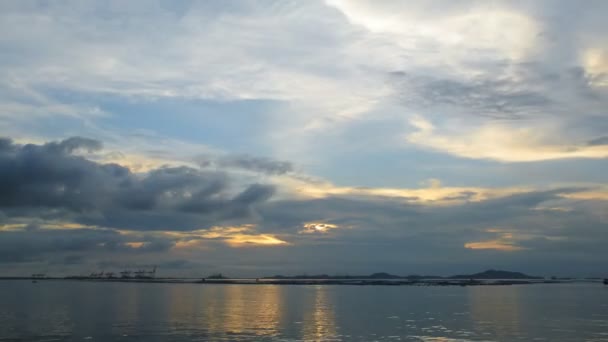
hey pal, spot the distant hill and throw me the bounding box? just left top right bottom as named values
left=449, top=269, right=542, bottom=279
left=264, top=269, right=541, bottom=280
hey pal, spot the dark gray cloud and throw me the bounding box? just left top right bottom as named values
left=391, top=60, right=608, bottom=122
left=587, top=136, right=608, bottom=146
left=390, top=68, right=552, bottom=120
left=218, top=155, right=293, bottom=175
left=251, top=187, right=608, bottom=276
left=197, top=154, right=294, bottom=175
left=56, top=255, right=86, bottom=265
left=257, top=189, right=573, bottom=236
left=0, top=227, right=155, bottom=263
left=0, top=137, right=276, bottom=230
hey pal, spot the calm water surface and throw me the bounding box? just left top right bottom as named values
left=1, top=281, right=607, bottom=341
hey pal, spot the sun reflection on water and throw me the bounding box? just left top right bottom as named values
left=301, top=286, right=338, bottom=341
left=199, top=285, right=284, bottom=338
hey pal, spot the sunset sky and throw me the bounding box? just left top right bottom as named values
left=1, top=0, right=607, bottom=277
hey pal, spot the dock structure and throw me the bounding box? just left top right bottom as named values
left=117, top=266, right=157, bottom=279
left=134, top=266, right=156, bottom=279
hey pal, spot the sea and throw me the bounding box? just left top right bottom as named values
left=1, top=281, right=607, bottom=341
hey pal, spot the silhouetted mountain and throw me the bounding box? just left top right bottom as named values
left=265, top=269, right=541, bottom=280
left=449, top=269, right=541, bottom=279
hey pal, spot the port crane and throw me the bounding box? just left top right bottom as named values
left=120, top=266, right=156, bottom=279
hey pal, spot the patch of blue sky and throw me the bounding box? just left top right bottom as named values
left=42, top=88, right=283, bottom=155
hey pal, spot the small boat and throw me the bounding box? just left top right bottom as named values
left=604, top=278, right=608, bottom=285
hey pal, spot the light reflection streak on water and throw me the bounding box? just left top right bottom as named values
left=301, top=286, right=338, bottom=341
left=199, top=285, right=283, bottom=339
left=468, top=286, right=522, bottom=340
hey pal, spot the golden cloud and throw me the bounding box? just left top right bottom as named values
left=465, top=228, right=527, bottom=251
left=171, top=225, right=289, bottom=249
left=124, top=242, right=146, bottom=249
left=0, top=223, right=27, bottom=231
left=464, top=240, right=524, bottom=251
left=222, top=234, right=289, bottom=247
left=290, top=179, right=528, bottom=205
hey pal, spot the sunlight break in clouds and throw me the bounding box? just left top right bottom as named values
left=583, top=48, right=608, bottom=87
left=300, top=222, right=340, bottom=234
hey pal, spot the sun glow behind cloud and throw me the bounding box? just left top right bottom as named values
left=300, top=222, right=340, bottom=234
left=583, top=48, right=608, bottom=87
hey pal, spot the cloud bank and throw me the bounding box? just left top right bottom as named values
left=0, top=137, right=606, bottom=277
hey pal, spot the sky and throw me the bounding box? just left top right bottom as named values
left=1, top=0, right=607, bottom=278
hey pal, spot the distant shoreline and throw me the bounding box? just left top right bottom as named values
left=6, top=269, right=603, bottom=286
left=0, top=277, right=587, bottom=286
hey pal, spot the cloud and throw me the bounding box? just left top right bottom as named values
left=289, top=177, right=528, bottom=204
left=0, top=225, right=163, bottom=263
left=583, top=48, right=608, bottom=87
left=326, top=0, right=540, bottom=60
left=0, top=137, right=276, bottom=230
left=198, top=154, right=294, bottom=175
left=42, top=136, right=103, bottom=154
left=0, top=1, right=388, bottom=131
left=406, top=116, right=608, bottom=162
left=172, top=225, right=289, bottom=249
left=465, top=230, right=526, bottom=251
left=391, top=71, right=551, bottom=120
left=299, top=222, right=341, bottom=234
left=587, top=136, right=608, bottom=146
